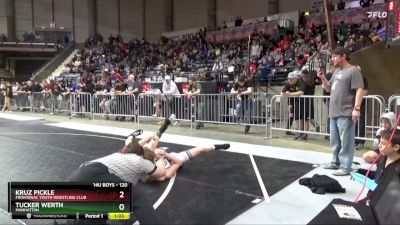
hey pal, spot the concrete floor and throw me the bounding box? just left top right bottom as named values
left=9, top=111, right=367, bottom=158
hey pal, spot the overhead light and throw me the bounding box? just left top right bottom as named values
left=304, top=11, right=310, bottom=16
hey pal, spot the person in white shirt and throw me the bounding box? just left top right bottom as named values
left=162, top=75, right=180, bottom=121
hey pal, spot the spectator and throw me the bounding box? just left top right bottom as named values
left=120, top=74, right=140, bottom=122
left=354, top=66, right=369, bottom=150
left=355, top=129, right=400, bottom=200
left=337, top=0, right=345, bottom=10
left=281, top=71, right=301, bottom=135
left=296, top=68, right=317, bottom=141
left=362, top=112, right=397, bottom=163
left=318, top=47, right=365, bottom=176
left=222, top=21, right=227, bottom=29
left=359, top=0, right=372, bottom=8
left=250, top=40, right=262, bottom=58
left=231, top=75, right=254, bottom=134
left=162, top=75, right=180, bottom=122
left=112, top=69, right=124, bottom=83
left=327, top=0, right=334, bottom=11
left=2, top=81, right=12, bottom=112
left=185, top=76, right=204, bottom=129
left=234, top=16, right=243, bottom=27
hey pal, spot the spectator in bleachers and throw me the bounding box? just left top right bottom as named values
left=234, top=16, right=243, bottom=27
left=222, top=21, right=227, bottom=29
left=257, top=58, right=274, bottom=84
left=337, top=0, right=345, bottom=10
left=360, top=18, right=371, bottom=34
left=250, top=40, right=262, bottom=58
left=360, top=0, right=372, bottom=8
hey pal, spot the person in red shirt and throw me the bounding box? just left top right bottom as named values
left=112, top=70, right=124, bottom=83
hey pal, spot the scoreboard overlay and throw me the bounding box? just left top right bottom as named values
left=8, top=182, right=131, bottom=220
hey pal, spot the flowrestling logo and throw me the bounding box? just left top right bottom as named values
left=367, top=11, right=388, bottom=18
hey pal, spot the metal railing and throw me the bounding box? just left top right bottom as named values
left=137, top=93, right=193, bottom=127
left=269, top=95, right=384, bottom=141
left=1, top=91, right=395, bottom=140
left=0, top=92, right=3, bottom=107
left=70, top=93, right=92, bottom=118
left=135, top=93, right=271, bottom=131
left=388, top=95, right=400, bottom=117
left=93, top=94, right=137, bottom=120
left=211, top=93, right=271, bottom=126
left=31, top=92, right=53, bottom=112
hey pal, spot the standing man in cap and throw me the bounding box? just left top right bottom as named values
left=185, top=76, right=204, bottom=129
left=231, top=75, right=254, bottom=134
left=162, top=75, right=180, bottom=122
left=123, top=74, right=141, bottom=122
left=281, top=70, right=301, bottom=135
left=318, top=47, right=365, bottom=176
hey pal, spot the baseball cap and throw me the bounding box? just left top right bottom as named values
left=301, top=69, right=310, bottom=75
left=287, top=71, right=298, bottom=79
left=165, top=75, right=171, bottom=80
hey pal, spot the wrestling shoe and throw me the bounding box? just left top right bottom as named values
left=157, top=118, right=171, bottom=137
left=214, top=143, right=230, bottom=150
left=129, top=129, right=143, bottom=137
